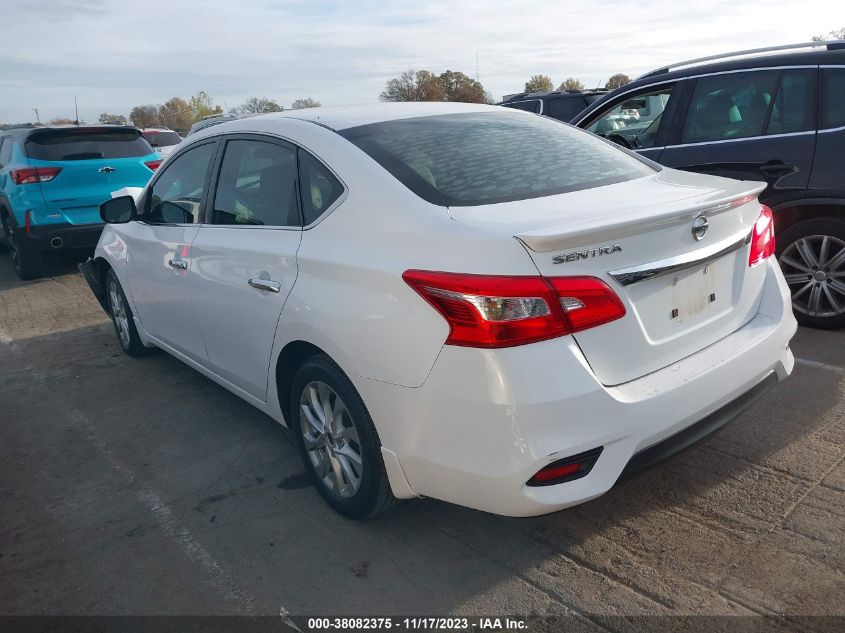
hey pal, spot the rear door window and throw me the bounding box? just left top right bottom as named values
left=681, top=70, right=780, bottom=143
left=821, top=67, right=845, bottom=129
left=298, top=150, right=344, bottom=225
left=25, top=129, right=154, bottom=161
left=212, top=139, right=300, bottom=226
left=502, top=100, right=541, bottom=114
left=766, top=69, right=816, bottom=135
left=546, top=97, right=587, bottom=121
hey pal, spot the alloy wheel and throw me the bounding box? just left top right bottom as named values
left=107, top=279, right=132, bottom=349
left=779, top=235, right=845, bottom=318
left=299, top=380, right=364, bottom=498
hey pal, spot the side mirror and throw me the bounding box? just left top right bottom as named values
left=100, top=195, right=137, bottom=224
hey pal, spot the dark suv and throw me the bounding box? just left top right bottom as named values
left=573, top=41, right=845, bottom=329
left=501, top=89, right=608, bottom=122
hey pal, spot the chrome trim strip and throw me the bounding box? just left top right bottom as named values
left=608, top=231, right=751, bottom=286
left=662, top=129, right=816, bottom=149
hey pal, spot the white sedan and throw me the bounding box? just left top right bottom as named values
left=81, top=103, right=797, bottom=518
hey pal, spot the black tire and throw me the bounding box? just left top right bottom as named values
left=290, top=354, right=396, bottom=519
left=105, top=269, right=154, bottom=356
left=2, top=216, right=42, bottom=281
left=776, top=217, right=845, bottom=330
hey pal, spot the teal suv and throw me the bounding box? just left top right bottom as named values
left=0, top=125, right=161, bottom=279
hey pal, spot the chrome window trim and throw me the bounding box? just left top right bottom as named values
left=663, top=129, right=816, bottom=149
left=608, top=229, right=751, bottom=287
left=503, top=99, right=544, bottom=115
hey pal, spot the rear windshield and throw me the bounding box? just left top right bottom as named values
left=340, top=111, right=656, bottom=206
left=143, top=131, right=182, bottom=147
left=25, top=128, right=153, bottom=161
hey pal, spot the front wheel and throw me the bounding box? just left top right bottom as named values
left=291, top=355, right=395, bottom=519
left=777, top=217, right=845, bottom=330
left=105, top=269, right=154, bottom=356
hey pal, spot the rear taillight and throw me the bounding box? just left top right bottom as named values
left=11, top=167, right=62, bottom=185
left=403, top=270, right=626, bottom=348
left=144, top=159, right=162, bottom=171
left=749, top=204, right=775, bottom=267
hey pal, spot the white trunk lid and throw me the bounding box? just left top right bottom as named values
left=449, top=169, right=768, bottom=386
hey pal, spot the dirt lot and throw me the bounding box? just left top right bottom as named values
left=1, top=252, right=843, bottom=622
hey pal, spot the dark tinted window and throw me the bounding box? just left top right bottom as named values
left=546, top=97, right=587, bottom=121
left=502, top=100, right=541, bottom=114
left=213, top=140, right=299, bottom=226
left=767, top=69, right=815, bottom=135
left=682, top=71, right=780, bottom=143
left=299, top=150, right=344, bottom=225
left=144, top=131, right=182, bottom=147
left=146, top=142, right=216, bottom=224
left=25, top=128, right=153, bottom=161
left=341, top=111, right=655, bottom=207
left=821, top=67, right=845, bottom=129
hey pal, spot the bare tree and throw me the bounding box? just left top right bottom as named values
left=290, top=98, right=321, bottom=109
left=235, top=97, right=283, bottom=114
left=99, top=113, right=127, bottom=124
left=811, top=27, right=845, bottom=41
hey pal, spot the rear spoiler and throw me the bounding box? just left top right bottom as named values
left=515, top=182, right=766, bottom=253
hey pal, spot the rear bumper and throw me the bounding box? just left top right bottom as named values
left=25, top=222, right=104, bottom=251
left=356, top=258, right=798, bottom=516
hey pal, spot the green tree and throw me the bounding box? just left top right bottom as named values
left=291, top=97, right=321, bottom=109
left=605, top=73, right=632, bottom=90
left=130, top=105, right=159, bottom=128
left=559, top=77, right=585, bottom=92
left=524, top=74, right=554, bottom=93
left=99, top=113, right=127, bottom=124
left=188, top=91, right=223, bottom=121
left=439, top=70, right=487, bottom=103
left=48, top=117, right=75, bottom=125
left=235, top=97, right=283, bottom=114
left=812, top=27, right=845, bottom=41
left=158, top=97, right=193, bottom=132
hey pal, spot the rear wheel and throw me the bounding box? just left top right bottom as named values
left=291, top=354, right=395, bottom=519
left=105, top=269, right=153, bottom=356
left=777, top=217, right=845, bottom=330
left=2, top=217, right=42, bottom=281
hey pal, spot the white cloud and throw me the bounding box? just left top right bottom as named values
left=1, top=0, right=842, bottom=122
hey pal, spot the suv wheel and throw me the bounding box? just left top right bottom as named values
left=777, top=217, right=845, bottom=329
left=2, top=217, right=42, bottom=281
left=290, top=354, right=396, bottom=519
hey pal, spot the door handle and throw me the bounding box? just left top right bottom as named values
left=759, top=161, right=794, bottom=176
left=168, top=258, right=188, bottom=270
left=248, top=278, right=281, bottom=293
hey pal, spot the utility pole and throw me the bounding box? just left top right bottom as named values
left=32, top=108, right=40, bottom=124
left=74, top=96, right=79, bottom=125
left=476, top=52, right=480, bottom=82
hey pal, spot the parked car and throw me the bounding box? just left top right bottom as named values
left=141, top=127, right=182, bottom=158
left=0, top=124, right=161, bottom=279
left=81, top=103, right=796, bottom=519
left=501, top=89, right=608, bottom=122
left=186, top=113, right=241, bottom=137
left=573, top=41, right=845, bottom=329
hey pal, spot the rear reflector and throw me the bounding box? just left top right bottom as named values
left=11, top=167, right=62, bottom=185
left=144, top=159, right=162, bottom=171
left=748, top=205, right=775, bottom=267
left=403, top=270, right=625, bottom=348
left=527, top=447, right=604, bottom=486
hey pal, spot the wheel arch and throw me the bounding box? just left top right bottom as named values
left=772, top=199, right=845, bottom=235
left=274, top=340, right=332, bottom=425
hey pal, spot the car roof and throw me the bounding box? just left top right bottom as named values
left=216, top=102, right=504, bottom=132
left=502, top=89, right=607, bottom=103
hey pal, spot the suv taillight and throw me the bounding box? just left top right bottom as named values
left=144, top=159, right=162, bottom=171
left=11, top=167, right=62, bottom=185
left=749, top=205, right=775, bottom=267
left=403, top=270, right=626, bottom=348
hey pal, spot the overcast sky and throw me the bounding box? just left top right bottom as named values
left=1, top=0, right=842, bottom=123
